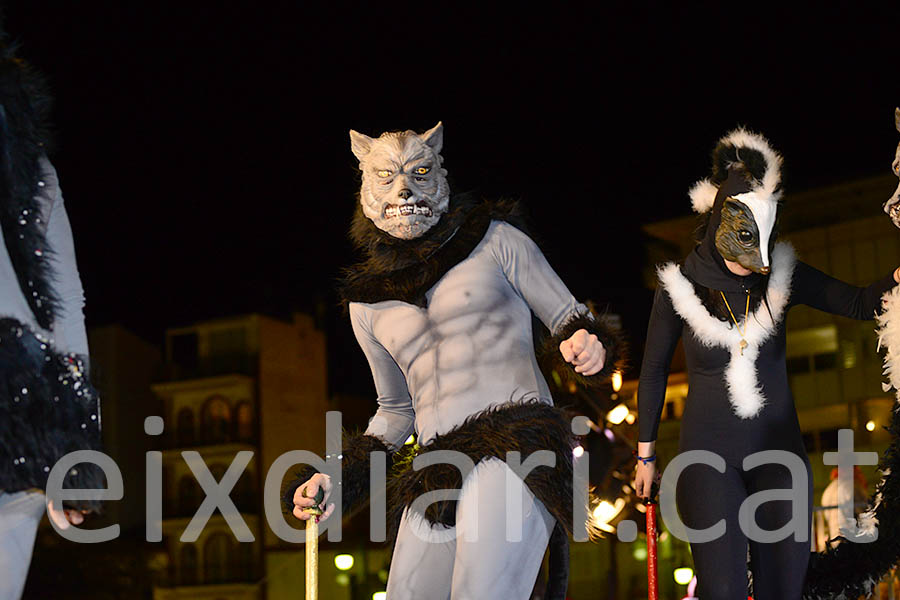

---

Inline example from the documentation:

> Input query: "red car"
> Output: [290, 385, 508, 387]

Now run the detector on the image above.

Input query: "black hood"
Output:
[683, 167, 762, 293]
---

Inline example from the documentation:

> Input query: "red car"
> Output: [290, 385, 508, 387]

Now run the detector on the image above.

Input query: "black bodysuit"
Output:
[638, 241, 896, 600]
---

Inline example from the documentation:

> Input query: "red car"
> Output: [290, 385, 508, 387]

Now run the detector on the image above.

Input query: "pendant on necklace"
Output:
[739, 339, 748, 355]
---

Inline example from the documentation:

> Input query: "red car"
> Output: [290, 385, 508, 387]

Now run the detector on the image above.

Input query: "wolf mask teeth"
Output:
[349, 122, 450, 240]
[384, 201, 434, 219]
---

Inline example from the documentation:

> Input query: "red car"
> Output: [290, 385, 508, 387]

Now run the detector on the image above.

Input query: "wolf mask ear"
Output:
[421, 121, 443, 154]
[349, 129, 375, 162]
[895, 107, 900, 133]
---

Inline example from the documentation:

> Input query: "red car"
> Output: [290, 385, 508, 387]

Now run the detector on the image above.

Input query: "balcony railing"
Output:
[153, 562, 261, 587]
[160, 353, 258, 382]
[156, 429, 259, 451]
[163, 493, 259, 520]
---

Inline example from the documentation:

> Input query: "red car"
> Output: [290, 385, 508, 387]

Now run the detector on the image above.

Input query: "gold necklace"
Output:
[720, 291, 751, 355]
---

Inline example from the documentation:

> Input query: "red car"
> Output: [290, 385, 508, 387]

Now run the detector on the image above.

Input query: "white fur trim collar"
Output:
[658, 242, 796, 418]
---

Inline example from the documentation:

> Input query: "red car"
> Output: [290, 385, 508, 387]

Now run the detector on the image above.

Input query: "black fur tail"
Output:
[545, 523, 569, 600]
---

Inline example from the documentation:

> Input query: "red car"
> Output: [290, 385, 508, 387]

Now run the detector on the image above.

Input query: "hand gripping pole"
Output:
[304, 487, 325, 600]
[645, 486, 659, 600]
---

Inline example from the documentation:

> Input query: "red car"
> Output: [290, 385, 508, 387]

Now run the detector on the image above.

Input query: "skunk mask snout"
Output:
[689, 129, 783, 276]
[716, 193, 777, 274]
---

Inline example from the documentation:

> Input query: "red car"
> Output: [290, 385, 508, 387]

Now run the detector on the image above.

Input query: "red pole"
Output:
[646, 498, 659, 600]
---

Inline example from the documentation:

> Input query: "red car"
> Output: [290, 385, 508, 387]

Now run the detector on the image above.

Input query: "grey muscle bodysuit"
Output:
[349, 220, 587, 600]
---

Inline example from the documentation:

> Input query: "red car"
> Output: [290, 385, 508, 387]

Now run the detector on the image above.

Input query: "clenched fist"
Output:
[559, 328, 606, 376]
[291, 473, 335, 523]
[47, 498, 88, 529]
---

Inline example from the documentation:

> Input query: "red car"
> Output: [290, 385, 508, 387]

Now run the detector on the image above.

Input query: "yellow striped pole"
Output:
[304, 487, 325, 600]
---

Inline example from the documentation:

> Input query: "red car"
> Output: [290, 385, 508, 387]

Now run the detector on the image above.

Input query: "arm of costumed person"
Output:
[0, 158, 105, 514]
[487, 220, 626, 386]
[803, 110, 900, 598]
[43, 158, 105, 518]
[488, 217, 625, 600]
[790, 260, 899, 320]
[636, 284, 683, 450]
[799, 261, 900, 599]
[43, 158, 91, 364]
[282, 302, 414, 520]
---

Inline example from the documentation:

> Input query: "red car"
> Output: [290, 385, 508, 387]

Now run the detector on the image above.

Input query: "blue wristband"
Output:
[635, 453, 656, 465]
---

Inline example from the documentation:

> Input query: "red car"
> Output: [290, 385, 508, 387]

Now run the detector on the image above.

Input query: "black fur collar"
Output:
[338, 193, 529, 307]
[0, 43, 58, 329]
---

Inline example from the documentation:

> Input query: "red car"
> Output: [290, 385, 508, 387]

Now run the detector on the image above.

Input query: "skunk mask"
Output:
[687, 128, 784, 278]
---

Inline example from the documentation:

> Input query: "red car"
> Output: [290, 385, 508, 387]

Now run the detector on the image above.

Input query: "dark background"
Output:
[5, 3, 900, 390]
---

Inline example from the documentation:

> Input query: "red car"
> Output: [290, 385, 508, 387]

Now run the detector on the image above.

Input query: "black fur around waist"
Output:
[388, 400, 578, 534]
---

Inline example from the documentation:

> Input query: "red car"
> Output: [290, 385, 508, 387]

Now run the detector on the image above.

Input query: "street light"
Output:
[591, 498, 627, 533]
[674, 567, 694, 585]
[607, 403, 629, 425]
[633, 544, 648, 561]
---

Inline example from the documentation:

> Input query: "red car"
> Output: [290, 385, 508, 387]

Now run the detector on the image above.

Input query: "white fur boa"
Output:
[859, 285, 900, 537]
[658, 242, 796, 418]
[876, 285, 900, 401]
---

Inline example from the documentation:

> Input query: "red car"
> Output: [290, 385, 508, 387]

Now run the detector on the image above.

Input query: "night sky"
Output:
[5, 4, 900, 392]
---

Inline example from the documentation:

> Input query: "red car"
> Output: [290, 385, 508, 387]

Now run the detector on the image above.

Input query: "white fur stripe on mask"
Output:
[658, 242, 796, 418]
[734, 191, 778, 268]
[722, 128, 783, 199]
[688, 128, 784, 215]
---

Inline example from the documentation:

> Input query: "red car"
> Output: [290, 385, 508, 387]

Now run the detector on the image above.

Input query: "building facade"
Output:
[148, 313, 327, 600]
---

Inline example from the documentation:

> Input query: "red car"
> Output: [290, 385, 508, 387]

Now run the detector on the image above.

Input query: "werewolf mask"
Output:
[690, 129, 783, 275]
[349, 122, 450, 240]
[883, 107, 900, 228]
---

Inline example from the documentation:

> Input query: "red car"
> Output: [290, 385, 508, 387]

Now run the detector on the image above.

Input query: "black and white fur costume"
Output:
[0, 30, 101, 600]
[0, 36, 102, 510]
[284, 177, 623, 597]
